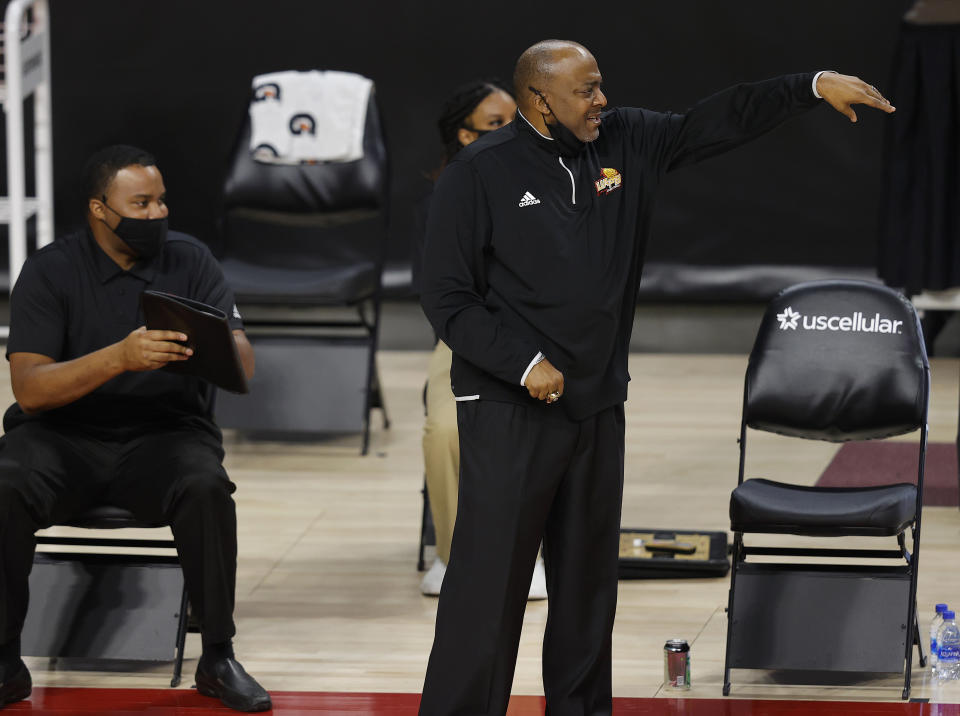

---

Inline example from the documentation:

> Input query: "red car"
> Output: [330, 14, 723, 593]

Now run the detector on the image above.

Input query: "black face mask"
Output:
[101, 199, 168, 260]
[529, 86, 586, 158]
[463, 124, 492, 138]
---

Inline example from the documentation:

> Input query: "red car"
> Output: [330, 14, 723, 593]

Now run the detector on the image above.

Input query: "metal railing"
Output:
[1, 0, 54, 310]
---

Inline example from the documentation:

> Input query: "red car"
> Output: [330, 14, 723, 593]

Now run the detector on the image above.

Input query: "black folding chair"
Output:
[723, 279, 929, 699]
[214, 74, 390, 454]
[28, 506, 189, 687]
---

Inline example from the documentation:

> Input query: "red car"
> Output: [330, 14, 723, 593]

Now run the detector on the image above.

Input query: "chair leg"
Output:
[171, 585, 190, 688]
[902, 531, 923, 700]
[902, 601, 915, 699]
[722, 533, 742, 696]
[361, 417, 371, 456]
[418, 479, 430, 571]
[361, 360, 388, 457]
[955, 363, 960, 511]
[916, 608, 927, 668]
[372, 367, 390, 429]
[360, 293, 389, 456]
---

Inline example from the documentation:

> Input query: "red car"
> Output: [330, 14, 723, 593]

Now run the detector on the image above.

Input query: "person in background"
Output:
[877, 0, 960, 353]
[415, 80, 548, 600]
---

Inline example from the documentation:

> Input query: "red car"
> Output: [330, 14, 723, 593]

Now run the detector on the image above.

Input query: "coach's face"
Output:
[88, 164, 169, 262]
[543, 49, 606, 142]
[90, 164, 169, 230]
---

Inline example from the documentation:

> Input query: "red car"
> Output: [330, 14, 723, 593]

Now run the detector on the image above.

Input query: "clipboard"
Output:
[140, 290, 249, 394]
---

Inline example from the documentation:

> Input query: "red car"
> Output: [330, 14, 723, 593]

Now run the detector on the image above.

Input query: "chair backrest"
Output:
[217, 78, 389, 293]
[744, 279, 928, 442]
[222, 84, 388, 214]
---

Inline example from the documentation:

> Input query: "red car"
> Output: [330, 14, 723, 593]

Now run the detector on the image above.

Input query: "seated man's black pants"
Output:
[0, 420, 238, 650]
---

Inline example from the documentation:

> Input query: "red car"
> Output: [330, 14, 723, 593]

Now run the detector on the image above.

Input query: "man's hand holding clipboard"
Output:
[140, 290, 249, 394]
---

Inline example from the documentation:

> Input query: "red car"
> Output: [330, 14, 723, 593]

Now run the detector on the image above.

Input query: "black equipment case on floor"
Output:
[618, 528, 730, 579]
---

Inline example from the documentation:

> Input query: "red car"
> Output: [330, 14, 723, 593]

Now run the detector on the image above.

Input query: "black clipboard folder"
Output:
[140, 290, 249, 394]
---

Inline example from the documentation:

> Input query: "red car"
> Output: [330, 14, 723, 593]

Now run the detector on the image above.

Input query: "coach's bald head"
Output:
[513, 40, 606, 142]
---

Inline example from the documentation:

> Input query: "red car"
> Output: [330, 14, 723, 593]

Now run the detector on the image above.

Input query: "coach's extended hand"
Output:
[817, 71, 895, 123]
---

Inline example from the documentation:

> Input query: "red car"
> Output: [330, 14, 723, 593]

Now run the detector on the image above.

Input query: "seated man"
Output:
[0, 145, 270, 713]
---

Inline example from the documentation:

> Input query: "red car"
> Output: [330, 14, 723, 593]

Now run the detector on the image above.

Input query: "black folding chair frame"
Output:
[723, 373, 930, 700]
[35, 521, 190, 687]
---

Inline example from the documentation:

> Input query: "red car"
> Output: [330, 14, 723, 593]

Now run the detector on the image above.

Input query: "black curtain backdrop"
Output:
[2, 0, 912, 298]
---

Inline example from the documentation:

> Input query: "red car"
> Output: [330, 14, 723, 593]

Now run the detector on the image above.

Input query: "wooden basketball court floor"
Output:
[10, 351, 960, 713]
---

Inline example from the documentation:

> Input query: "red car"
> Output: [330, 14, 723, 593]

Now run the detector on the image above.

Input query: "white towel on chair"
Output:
[248, 70, 373, 164]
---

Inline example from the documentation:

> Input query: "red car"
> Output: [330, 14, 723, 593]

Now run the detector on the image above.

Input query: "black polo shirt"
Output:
[4, 227, 243, 439]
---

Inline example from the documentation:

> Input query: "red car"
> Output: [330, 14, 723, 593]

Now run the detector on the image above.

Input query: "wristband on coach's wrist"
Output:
[812, 70, 837, 99]
[521, 351, 546, 387]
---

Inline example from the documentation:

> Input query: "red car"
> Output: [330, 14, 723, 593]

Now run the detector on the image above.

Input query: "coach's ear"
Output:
[89, 196, 107, 222]
[528, 86, 552, 119]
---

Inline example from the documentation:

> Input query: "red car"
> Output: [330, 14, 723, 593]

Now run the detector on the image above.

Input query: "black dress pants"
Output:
[419, 400, 625, 716]
[0, 420, 237, 648]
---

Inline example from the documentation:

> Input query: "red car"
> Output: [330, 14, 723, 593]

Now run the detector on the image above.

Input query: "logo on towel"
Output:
[289, 113, 316, 136]
[595, 167, 622, 195]
[253, 83, 281, 102]
[519, 191, 540, 207]
[776, 306, 903, 335]
[252, 143, 280, 161]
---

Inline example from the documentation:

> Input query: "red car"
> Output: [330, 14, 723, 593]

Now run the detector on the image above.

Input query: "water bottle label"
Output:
[939, 645, 960, 662]
[933, 638, 939, 653]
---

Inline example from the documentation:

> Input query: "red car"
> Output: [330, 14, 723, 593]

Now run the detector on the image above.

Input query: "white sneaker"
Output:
[420, 557, 446, 596]
[528, 557, 547, 600]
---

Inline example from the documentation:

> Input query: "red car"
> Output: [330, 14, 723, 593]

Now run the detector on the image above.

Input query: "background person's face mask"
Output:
[101, 199, 168, 260]
[463, 125, 492, 138]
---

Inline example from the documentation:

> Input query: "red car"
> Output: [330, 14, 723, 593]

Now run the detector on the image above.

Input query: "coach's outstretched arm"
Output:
[643, 71, 895, 174]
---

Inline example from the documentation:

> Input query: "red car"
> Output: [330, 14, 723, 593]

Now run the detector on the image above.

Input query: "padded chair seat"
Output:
[730, 478, 917, 536]
[65, 506, 163, 530]
[221, 257, 378, 305]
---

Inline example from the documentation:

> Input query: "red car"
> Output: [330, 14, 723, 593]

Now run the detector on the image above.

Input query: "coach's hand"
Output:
[816, 71, 895, 123]
[120, 326, 193, 371]
[525, 358, 564, 403]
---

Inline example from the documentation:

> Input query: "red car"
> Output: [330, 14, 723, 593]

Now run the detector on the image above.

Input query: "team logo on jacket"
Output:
[595, 168, 622, 195]
[289, 113, 316, 135]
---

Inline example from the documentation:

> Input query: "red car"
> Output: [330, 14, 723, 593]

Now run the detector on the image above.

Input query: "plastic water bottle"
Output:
[938, 611, 960, 681]
[932, 603, 949, 675]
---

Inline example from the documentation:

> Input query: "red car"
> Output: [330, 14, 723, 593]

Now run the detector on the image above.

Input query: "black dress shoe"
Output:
[0, 660, 31, 707]
[195, 657, 271, 712]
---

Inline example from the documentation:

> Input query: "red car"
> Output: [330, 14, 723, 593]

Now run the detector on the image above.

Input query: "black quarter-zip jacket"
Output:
[420, 73, 821, 421]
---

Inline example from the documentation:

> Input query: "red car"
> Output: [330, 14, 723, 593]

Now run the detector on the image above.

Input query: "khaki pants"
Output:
[423, 340, 459, 563]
